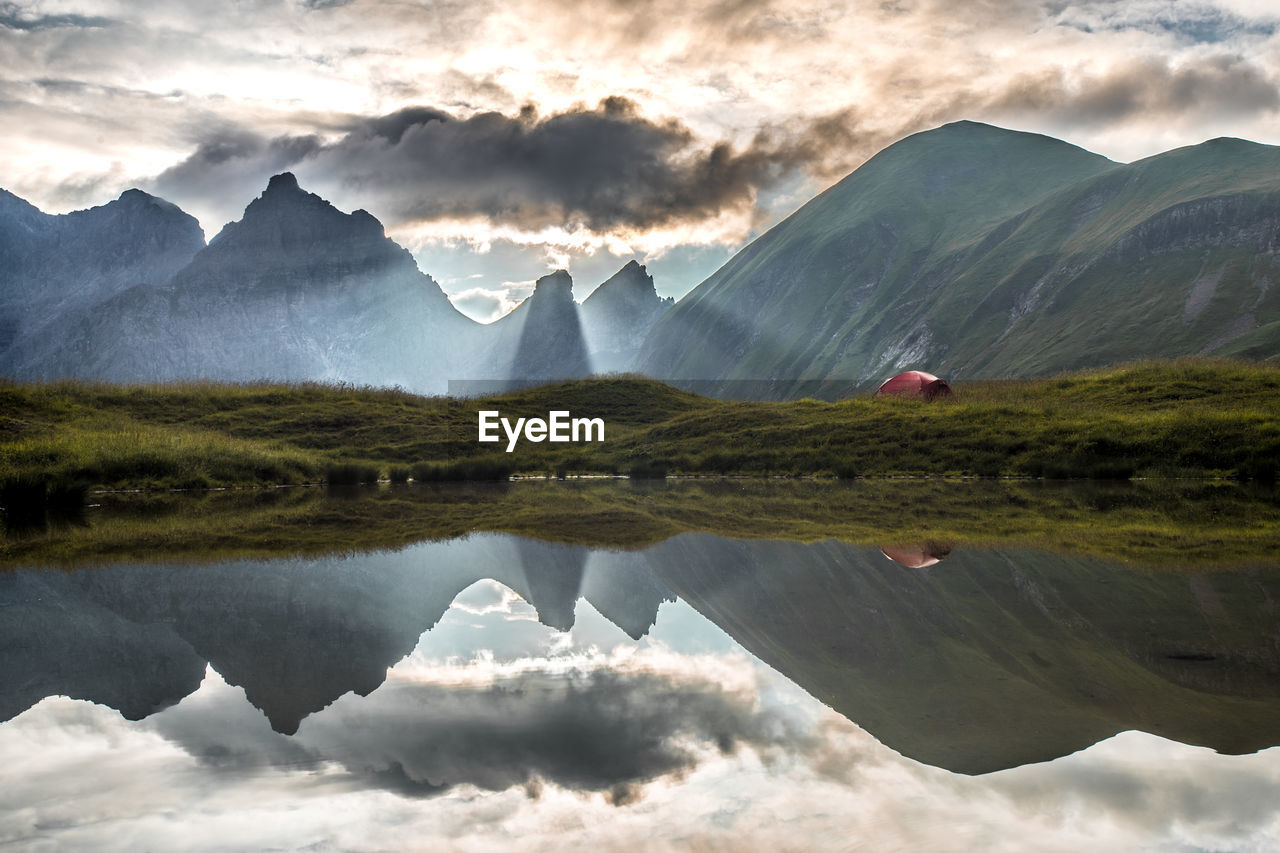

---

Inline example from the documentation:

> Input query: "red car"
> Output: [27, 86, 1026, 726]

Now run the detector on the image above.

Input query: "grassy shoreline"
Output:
[2, 359, 1278, 497]
[4, 479, 1278, 569]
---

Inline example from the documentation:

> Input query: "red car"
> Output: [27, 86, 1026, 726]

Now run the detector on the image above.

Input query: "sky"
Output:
[3, 0, 1280, 321]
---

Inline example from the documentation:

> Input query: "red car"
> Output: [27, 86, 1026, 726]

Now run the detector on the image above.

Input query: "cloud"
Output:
[987, 733, 1280, 845]
[307, 670, 786, 797]
[1049, 1, 1278, 43]
[149, 97, 841, 237]
[986, 53, 1280, 126]
[145, 660, 809, 803]
[449, 284, 534, 323]
[0, 3, 115, 31]
[7, 688, 1280, 852]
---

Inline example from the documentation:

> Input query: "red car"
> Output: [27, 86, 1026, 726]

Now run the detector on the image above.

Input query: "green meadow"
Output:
[2, 359, 1277, 496]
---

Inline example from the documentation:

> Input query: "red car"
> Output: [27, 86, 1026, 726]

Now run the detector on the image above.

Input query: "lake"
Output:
[2, 481, 1279, 850]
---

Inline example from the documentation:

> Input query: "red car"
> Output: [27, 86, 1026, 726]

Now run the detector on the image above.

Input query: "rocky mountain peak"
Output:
[116, 187, 160, 206]
[97, 190, 205, 247]
[0, 188, 49, 223]
[578, 260, 675, 373]
[530, 269, 575, 301]
[265, 171, 301, 194]
[206, 173, 389, 259]
[113, 188, 192, 219]
[584, 260, 666, 306]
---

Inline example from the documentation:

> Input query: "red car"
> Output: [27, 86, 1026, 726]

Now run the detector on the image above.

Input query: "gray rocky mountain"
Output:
[6, 173, 477, 391]
[473, 269, 592, 385]
[579, 260, 673, 373]
[461, 262, 674, 391]
[1, 178, 668, 390]
[0, 188, 205, 375]
[0, 536, 672, 733]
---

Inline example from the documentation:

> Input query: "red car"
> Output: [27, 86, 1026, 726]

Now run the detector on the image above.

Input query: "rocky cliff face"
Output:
[466, 261, 674, 390]
[469, 269, 592, 387]
[6, 174, 477, 392]
[579, 260, 673, 374]
[153, 172, 476, 391]
[0, 188, 205, 374]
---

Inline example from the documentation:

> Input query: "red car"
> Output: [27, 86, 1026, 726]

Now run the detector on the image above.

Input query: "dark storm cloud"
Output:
[314, 96, 807, 231]
[355, 105, 451, 144]
[150, 667, 811, 802]
[988, 53, 1280, 124]
[154, 97, 863, 233]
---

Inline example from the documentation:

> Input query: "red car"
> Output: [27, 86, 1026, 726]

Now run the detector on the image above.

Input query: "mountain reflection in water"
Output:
[2, 529, 1279, 850]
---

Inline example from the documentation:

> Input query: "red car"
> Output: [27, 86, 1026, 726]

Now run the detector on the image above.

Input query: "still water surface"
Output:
[2, 491, 1279, 851]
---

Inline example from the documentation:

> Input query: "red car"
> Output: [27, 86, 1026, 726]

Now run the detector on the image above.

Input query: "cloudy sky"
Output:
[3, 0, 1280, 320]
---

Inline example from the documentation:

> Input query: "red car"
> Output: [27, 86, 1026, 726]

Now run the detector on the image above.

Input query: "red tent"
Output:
[879, 543, 953, 568]
[876, 370, 952, 400]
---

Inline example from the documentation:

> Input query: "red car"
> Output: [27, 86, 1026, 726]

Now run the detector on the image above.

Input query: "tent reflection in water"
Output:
[875, 370, 952, 401]
[879, 543, 954, 568]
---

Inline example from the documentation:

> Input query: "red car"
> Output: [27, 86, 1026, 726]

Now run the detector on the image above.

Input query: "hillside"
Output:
[2, 362, 1277, 500]
[656, 536, 1280, 774]
[637, 122, 1280, 393]
[470, 269, 592, 384]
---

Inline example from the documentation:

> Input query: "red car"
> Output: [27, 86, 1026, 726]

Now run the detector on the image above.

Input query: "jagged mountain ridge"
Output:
[2, 174, 478, 388]
[580, 260, 674, 373]
[464, 262, 673, 386]
[638, 121, 1280, 394]
[0, 175, 667, 391]
[0, 535, 674, 733]
[473, 269, 592, 382]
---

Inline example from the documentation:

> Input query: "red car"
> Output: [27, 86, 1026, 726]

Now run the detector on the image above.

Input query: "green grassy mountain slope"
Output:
[934, 137, 1280, 377]
[638, 122, 1280, 393]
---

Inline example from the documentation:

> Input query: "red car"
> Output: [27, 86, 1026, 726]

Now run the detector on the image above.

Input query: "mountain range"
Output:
[2, 120, 1277, 394]
[641, 121, 1280, 393]
[4, 533, 1278, 774]
[0, 175, 672, 393]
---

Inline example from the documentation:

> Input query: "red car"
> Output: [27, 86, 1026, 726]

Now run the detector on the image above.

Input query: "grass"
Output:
[0, 360, 1277, 497]
[324, 462, 381, 485]
[2, 478, 1277, 570]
